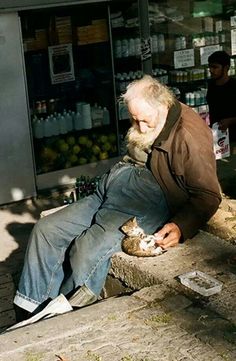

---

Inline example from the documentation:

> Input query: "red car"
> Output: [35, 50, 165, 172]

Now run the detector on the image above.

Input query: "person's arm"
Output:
[155, 123, 221, 248]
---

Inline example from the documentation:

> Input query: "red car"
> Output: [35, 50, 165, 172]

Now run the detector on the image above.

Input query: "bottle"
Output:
[32, 117, 44, 139]
[135, 37, 141, 56]
[81, 103, 92, 129]
[92, 104, 103, 127]
[189, 93, 195, 106]
[129, 38, 135, 56]
[65, 111, 73, 132]
[35, 101, 42, 115]
[151, 34, 158, 53]
[121, 38, 129, 58]
[58, 114, 67, 134]
[158, 34, 165, 52]
[41, 100, 47, 114]
[115, 39, 122, 58]
[50, 115, 59, 136]
[74, 111, 83, 131]
[103, 107, 110, 125]
[43, 117, 52, 137]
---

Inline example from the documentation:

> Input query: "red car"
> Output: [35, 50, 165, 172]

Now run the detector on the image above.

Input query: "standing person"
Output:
[207, 50, 236, 142]
[13, 75, 221, 324]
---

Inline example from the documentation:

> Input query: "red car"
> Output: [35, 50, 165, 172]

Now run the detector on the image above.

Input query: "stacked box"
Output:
[77, 19, 108, 45]
[55, 16, 72, 44]
[23, 29, 48, 51]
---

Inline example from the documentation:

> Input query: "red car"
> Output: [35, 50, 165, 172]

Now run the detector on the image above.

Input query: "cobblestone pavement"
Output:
[0, 285, 235, 361]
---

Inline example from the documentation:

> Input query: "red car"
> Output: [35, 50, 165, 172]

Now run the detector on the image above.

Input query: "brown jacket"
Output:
[149, 101, 221, 241]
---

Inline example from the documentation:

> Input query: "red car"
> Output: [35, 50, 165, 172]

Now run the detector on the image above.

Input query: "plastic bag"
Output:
[212, 122, 230, 160]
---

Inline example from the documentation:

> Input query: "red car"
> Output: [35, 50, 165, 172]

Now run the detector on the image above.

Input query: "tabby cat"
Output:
[121, 217, 165, 257]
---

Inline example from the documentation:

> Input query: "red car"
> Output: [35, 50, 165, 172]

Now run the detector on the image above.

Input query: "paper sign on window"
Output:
[48, 43, 75, 84]
[200, 44, 221, 65]
[174, 49, 194, 69]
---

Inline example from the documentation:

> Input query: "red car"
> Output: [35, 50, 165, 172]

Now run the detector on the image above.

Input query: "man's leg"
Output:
[62, 165, 171, 307]
[61, 208, 132, 307]
[14, 193, 102, 312]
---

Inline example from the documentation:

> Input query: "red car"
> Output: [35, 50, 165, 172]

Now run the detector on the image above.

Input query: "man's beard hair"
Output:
[125, 125, 159, 151]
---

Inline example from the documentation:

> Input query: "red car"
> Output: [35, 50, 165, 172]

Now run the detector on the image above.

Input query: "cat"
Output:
[120, 217, 165, 257]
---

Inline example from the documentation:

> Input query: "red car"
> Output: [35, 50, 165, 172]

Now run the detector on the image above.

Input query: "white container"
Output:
[58, 114, 67, 134]
[115, 39, 122, 58]
[65, 111, 73, 132]
[178, 270, 223, 296]
[129, 38, 135, 56]
[74, 111, 83, 131]
[33, 117, 44, 139]
[82, 103, 92, 129]
[103, 107, 110, 125]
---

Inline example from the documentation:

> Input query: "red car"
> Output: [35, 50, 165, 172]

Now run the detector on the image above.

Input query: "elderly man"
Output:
[14, 75, 221, 323]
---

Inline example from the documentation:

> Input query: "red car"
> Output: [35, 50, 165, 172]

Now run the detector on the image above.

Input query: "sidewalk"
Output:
[0, 153, 236, 360]
[0, 230, 236, 361]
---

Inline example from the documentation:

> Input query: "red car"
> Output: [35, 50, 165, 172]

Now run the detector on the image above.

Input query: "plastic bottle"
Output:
[58, 114, 67, 134]
[103, 107, 110, 125]
[135, 37, 141, 56]
[44, 117, 52, 137]
[74, 111, 83, 131]
[65, 111, 73, 132]
[151, 34, 158, 53]
[158, 34, 165, 52]
[121, 38, 129, 58]
[50, 115, 60, 136]
[92, 104, 103, 127]
[129, 38, 135, 56]
[33, 117, 44, 139]
[115, 39, 122, 58]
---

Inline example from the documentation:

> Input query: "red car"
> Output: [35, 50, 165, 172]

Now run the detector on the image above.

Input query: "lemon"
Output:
[102, 142, 111, 152]
[99, 151, 109, 160]
[78, 135, 89, 145]
[92, 144, 101, 155]
[59, 143, 69, 153]
[73, 145, 81, 154]
[66, 136, 76, 146]
[98, 135, 108, 144]
[89, 155, 97, 163]
[85, 139, 93, 148]
[69, 154, 78, 164]
[108, 133, 116, 143]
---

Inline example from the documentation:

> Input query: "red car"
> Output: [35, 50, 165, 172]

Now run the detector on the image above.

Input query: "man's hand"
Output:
[154, 223, 181, 249]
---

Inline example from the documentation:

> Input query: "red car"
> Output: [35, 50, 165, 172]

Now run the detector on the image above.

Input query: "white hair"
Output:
[120, 75, 175, 109]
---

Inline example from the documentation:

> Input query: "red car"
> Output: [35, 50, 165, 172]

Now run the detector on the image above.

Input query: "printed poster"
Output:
[48, 43, 75, 84]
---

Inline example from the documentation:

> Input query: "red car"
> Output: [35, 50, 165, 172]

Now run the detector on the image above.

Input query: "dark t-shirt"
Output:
[206, 77, 236, 141]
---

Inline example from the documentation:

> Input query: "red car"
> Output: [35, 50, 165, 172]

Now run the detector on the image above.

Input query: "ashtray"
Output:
[178, 270, 223, 297]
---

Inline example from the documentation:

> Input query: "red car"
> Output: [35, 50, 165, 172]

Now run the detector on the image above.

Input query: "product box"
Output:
[77, 19, 108, 45]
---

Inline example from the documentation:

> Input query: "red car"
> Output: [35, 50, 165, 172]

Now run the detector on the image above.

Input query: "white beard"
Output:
[125, 125, 160, 151]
